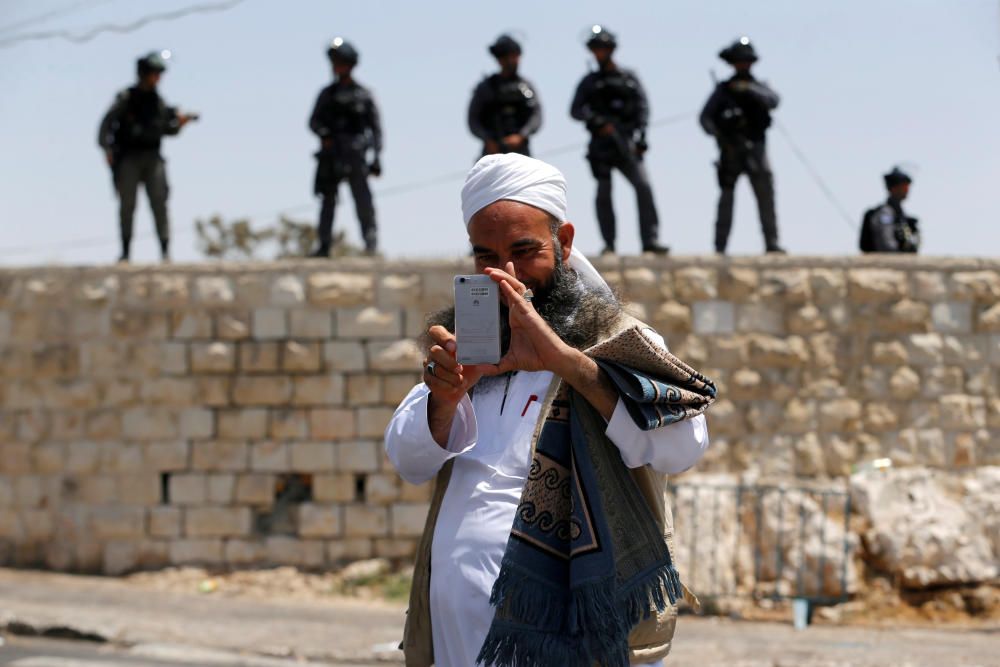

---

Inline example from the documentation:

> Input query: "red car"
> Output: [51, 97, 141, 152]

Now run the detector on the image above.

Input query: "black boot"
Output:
[160, 238, 170, 263]
[642, 242, 670, 255]
[310, 244, 331, 258]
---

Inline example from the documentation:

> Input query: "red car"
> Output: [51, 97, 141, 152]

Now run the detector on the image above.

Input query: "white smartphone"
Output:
[454, 274, 501, 365]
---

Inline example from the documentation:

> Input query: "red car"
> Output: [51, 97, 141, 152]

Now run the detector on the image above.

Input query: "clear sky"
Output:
[1, 0, 998, 265]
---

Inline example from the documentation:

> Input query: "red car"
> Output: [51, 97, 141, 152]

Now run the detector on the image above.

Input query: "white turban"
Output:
[460, 153, 609, 292]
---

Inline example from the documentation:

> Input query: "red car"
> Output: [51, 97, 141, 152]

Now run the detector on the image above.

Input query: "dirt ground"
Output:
[123, 563, 1000, 630]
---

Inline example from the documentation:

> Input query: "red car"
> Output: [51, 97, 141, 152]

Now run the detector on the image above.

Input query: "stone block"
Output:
[252, 308, 287, 339]
[194, 276, 235, 306]
[250, 441, 290, 472]
[692, 301, 734, 334]
[215, 311, 251, 340]
[912, 271, 948, 301]
[951, 271, 1000, 301]
[191, 440, 249, 471]
[365, 474, 399, 504]
[179, 408, 215, 439]
[877, 300, 930, 334]
[309, 408, 356, 440]
[289, 310, 333, 339]
[235, 474, 275, 504]
[270, 537, 326, 568]
[91, 507, 146, 539]
[171, 312, 213, 339]
[368, 340, 423, 372]
[292, 375, 345, 406]
[314, 474, 355, 502]
[298, 503, 342, 537]
[374, 538, 418, 559]
[307, 272, 373, 306]
[225, 539, 267, 565]
[818, 399, 863, 432]
[906, 334, 944, 366]
[344, 505, 389, 538]
[735, 303, 784, 334]
[119, 473, 161, 505]
[347, 375, 382, 405]
[111, 310, 168, 340]
[399, 479, 433, 502]
[327, 538, 374, 563]
[122, 408, 178, 440]
[871, 341, 908, 365]
[358, 407, 394, 438]
[932, 302, 973, 333]
[760, 269, 811, 303]
[337, 306, 403, 339]
[622, 267, 663, 301]
[169, 539, 223, 565]
[377, 274, 422, 307]
[149, 507, 182, 537]
[847, 269, 908, 303]
[674, 267, 717, 301]
[32, 443, 65, 473]
[232, 376, 293, 405]
[651, 302, 691, 334]
[217, 409, 268, 439]
[338, 441, 379, 472]
[290, 442, 336, 472]
[239, 341, 281, 373]
[185, 506, 252, 538]
[391, 503, 430, 538]
[282, 341, 322, 372]
[271, 274, 305, 306]
[747, 335, 809, 368]
[169, 474, 208, 505]
[979, 303, 1000, 333]
[269, 408, 309, 439]
[207, 474, 236, 503]
[159, 342, 189, 375]
[190, 342, 236, 373]
[940, 395, 986, 430]
[384, 374, 420, 404]
[324, 341, 367, 371]
[77, 476, 118, 505]
[198, 378, 232, 407]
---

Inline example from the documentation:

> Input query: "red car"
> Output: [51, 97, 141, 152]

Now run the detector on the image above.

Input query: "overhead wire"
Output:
[0, 0, 115, 37]
[0, 0, 247, 48]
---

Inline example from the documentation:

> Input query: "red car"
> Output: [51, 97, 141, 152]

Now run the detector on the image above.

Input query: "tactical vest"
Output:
[319, 83, 371, 136]
[590, 70, 642, 128]
[113, 86, 173, 153]
[713, 78, 771, 141]
[481, 75, 536, 137]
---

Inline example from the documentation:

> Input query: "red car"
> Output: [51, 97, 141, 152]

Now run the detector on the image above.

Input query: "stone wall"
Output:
[0, 256, 998, 574]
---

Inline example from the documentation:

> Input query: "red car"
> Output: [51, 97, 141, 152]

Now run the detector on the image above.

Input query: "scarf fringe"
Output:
[478, 560, 684, 667]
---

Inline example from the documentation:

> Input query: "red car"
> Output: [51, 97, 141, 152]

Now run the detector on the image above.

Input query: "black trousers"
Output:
[116, 151, 169, 255]
[587, 136, 659, 249]
[315, 149, 377, 252]
[714, 140, 780, 252]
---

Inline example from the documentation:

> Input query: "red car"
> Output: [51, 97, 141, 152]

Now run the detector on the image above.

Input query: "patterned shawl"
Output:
[477, 326, 716, 666]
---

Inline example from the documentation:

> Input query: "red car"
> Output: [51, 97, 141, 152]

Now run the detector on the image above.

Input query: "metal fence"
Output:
[667, 483, 854, 605]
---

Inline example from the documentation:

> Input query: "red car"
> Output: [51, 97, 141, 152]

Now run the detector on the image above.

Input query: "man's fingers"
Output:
[498, 279, 534, 313]
[429, 345, 462, 373]
[483, 266, 526, 296]
[427, 325, 457, 352]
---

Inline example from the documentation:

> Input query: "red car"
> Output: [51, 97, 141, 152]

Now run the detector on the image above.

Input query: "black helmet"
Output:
[884, 166, 912, 189]
[327, 37, 359, 66]
[719, 36, 758, 64]
[585, 24, 617, 49]
[489, 34, 521, 58]
[137, 50, 169, 76]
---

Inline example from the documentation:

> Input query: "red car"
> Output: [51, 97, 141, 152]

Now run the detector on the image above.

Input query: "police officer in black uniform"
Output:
[309, 38, 383, 257]
[570, 25, 667, 255]
[859, 167, 920, 253]
[468, 34, 542, 156]
[700, 37, 785, 254]
[98, 51, 195, 262]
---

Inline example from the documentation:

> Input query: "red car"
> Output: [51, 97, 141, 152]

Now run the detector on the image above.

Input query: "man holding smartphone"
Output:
[385, 154, 714, 667]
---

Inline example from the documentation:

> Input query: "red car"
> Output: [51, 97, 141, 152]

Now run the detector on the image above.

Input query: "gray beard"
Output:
[424, 263, 623, 357]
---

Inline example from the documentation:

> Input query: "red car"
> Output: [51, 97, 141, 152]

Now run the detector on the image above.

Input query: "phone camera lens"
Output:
[459, 277, 466, 283]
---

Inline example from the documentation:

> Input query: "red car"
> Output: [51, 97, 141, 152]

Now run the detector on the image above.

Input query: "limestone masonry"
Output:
[0, 255, 998, 575]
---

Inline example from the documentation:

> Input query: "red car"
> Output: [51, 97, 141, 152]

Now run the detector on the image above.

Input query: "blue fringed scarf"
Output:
[477, 337, 716, 667]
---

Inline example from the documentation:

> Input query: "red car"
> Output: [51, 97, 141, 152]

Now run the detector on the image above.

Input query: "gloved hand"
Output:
[369, 157, 382, 177]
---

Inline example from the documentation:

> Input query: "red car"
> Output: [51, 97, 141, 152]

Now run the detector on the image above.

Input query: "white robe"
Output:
[385, 331, 710, 667]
